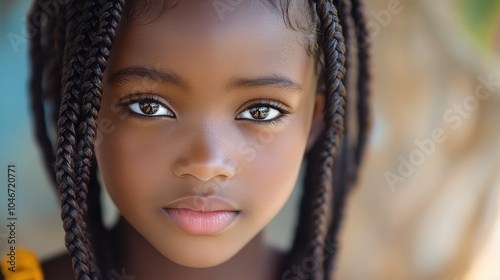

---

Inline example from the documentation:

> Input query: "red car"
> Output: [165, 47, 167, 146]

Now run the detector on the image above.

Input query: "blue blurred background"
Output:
[0, 0, 64, 259]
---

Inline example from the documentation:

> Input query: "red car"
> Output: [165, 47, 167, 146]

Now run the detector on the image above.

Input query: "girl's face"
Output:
[96, 1, 323, 268]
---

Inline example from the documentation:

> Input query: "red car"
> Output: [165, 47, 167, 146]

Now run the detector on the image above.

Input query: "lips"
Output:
[163, 196, 240, 235]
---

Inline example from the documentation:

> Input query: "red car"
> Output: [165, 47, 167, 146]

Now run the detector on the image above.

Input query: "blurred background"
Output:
[0, 0, 499, 279]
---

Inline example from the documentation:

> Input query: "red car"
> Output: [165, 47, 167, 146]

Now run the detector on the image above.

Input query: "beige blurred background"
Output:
[1, 0, 499, 279]
[335, 0, 500, 279]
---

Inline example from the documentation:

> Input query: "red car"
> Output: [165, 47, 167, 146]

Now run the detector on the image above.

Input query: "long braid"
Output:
[322, 2, 372, 277]
[280, 1, 346, 279]
[338, 0, 353, 80]
[75, 0, 124, 277]
[28, 2, 109, 278]
[322, 0, 360, 277]
[351, 0, 371, 166]
[51, 1, 66, 128]
[34, 3, 66, 190]
[324, 9, 371, 271]
[29, 2, 113, 277]
[73, 1, 108, 277]
[323, 133, 358, 279]
[87, 164, 117, 279]
[283, 122, 323, 270]
[31, 0, 124, 278]
[28, 1, 57, 187]
[283, 1, 347, 279]
[30, 1, 105, 278]
[277, 1, 320, 274]
[56, 0, 100, 278]
[310, 2, 346, 279]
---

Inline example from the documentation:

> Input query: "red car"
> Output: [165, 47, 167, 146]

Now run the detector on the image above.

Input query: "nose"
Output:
[172, 125, 237, 182]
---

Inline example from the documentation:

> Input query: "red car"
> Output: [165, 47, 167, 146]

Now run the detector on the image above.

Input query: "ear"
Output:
[306, 89, 325, 152]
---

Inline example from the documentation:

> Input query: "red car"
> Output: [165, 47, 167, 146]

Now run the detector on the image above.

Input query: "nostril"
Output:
[172, 158, 236, 182]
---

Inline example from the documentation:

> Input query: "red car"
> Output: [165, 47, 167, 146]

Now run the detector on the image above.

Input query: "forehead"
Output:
[107, 1, 316, 86]
[122, 1, 305, 49]
[118, 0, 311, 52]
[125, 0, 313, 29]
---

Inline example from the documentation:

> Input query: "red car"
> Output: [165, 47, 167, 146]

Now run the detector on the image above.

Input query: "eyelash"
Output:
[237, 100, 290, 126]
[119, 93, 173, 121]
[118, 94, 291, 126]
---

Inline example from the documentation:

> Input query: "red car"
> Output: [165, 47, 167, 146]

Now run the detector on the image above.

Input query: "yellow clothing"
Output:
[1, 249, 44, 280]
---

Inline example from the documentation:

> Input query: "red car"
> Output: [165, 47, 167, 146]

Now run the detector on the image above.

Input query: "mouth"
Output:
[163, 208, 239, 235]
[163, 196, 240, 235]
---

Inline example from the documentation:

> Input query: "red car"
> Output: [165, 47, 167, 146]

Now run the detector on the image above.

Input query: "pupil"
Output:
[139, 101, 160, 114]
[250, 107, 269, 119]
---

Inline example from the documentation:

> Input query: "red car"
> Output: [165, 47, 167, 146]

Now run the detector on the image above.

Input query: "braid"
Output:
[351, 0, 371, 165]
[54, 0, 125, 278]
[283, 125, 323, 270]
[29, 1, 105, 278]
[86, 164, 117, 279]
[321, 0, 357, 278]
[74, 1, 107, 277]
[28, 1, 57, 187]
[51, 1, 66, 127]
[75, 0, 124, 277]
[282, 0, 346, 280]
[56, 0, 102, 278]
[310, 2, 346, 279]
[338, 0, 353, 81]
[281, 1, 347, 279]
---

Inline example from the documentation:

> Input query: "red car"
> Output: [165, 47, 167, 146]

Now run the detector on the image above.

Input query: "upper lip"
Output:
[164, 196, 239, 212]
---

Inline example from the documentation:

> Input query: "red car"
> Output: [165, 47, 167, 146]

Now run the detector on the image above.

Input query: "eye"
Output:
[239, 106, 281, 121]
[126, 98, 175, 118]
[236, 100, 290, 123]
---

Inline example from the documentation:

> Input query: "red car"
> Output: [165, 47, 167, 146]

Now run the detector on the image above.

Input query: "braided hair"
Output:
[28, 0, 370, 279]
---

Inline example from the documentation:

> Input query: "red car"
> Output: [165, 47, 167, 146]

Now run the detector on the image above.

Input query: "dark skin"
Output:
[42, 1, 325, 279]
[41, 220, 281, 280]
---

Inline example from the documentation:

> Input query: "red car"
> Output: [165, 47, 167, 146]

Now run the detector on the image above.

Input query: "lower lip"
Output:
[163, 208, 239, 235]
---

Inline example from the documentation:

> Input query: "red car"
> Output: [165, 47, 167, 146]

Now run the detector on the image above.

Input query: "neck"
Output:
[110, 217, 282, 280]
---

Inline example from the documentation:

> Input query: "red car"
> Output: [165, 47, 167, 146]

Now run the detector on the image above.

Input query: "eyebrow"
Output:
[107, 66, 302, 94]
[107, 66, 188, 88]
[226, 75, 303, 94]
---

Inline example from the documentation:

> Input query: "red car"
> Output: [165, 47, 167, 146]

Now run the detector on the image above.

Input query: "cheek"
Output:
[94, 117, 173, 216]
[238, 112, 312, 226]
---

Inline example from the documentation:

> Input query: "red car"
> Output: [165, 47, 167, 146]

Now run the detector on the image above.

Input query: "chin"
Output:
[170, 256, 231, 268]
[152, 234, 246, 268]
[162, 247, 237, 268]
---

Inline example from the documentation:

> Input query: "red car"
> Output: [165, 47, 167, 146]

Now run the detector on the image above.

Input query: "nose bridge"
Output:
[191, 120, 229, 160]
[173, 119, 237, 181]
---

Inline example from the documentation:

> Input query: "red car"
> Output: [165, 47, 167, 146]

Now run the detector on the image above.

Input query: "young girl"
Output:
[3, 0, 370, 279]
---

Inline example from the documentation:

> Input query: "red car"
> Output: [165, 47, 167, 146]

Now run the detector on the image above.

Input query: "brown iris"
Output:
[249, 107, 270, 119]
[139, 101, 160, 115]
